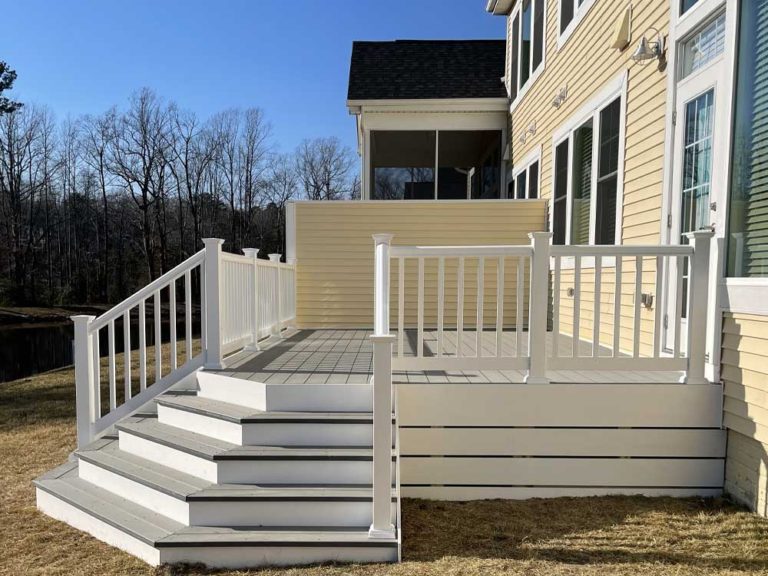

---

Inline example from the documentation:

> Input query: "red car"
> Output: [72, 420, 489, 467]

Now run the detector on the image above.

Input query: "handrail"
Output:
[91, 250, 205, 331]
[391, 245, 533, 258]
[550, 244, 694, 257]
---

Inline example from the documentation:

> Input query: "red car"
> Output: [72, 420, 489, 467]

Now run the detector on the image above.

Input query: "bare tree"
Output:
[295, 137, 356, 201]
[266, 154, 297, 255]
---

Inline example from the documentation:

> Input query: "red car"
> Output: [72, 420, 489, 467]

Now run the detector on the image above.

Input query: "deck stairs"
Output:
[35, 370, 400, 568]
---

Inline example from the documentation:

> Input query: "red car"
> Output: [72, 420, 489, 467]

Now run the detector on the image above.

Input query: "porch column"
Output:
[525, 232, 552, 384]
[683, 230, 714, 385]
[370, 233, 396, 539]
[203, 238, 225, 369]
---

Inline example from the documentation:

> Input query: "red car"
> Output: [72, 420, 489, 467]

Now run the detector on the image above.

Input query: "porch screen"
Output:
[726, 0, 768, 277]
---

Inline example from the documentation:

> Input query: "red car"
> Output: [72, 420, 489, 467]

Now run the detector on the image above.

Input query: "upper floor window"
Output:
[681, 0, 700, 15]
[558, 0, 597, 46]
[509, 0, 545, 104]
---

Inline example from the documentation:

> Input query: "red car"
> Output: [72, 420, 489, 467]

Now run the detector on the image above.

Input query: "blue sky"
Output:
[3, 0, 504, 152]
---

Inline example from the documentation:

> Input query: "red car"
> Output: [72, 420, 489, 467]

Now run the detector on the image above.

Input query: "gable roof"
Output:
[347, 40, 507, 102]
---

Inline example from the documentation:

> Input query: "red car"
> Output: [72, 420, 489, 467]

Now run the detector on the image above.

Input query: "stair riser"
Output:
[36, 489, 162, 566]
[119, 430, 388, 485]
[190, 501, 396, 527]
[159, 545, 398, 568]
[78, 459, 190, 524]
[157, 404, 377, 446]
[79, 457, 397, 526]
[197, 373, 372, 412]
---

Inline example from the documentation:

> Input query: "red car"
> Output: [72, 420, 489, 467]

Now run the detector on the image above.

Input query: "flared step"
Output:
[156, 394, 376, 446]
[77, 438, 396, 526]
[35, 463, 397, 568]
[116, 418, 389, 484]
[196, 371, 372, 412]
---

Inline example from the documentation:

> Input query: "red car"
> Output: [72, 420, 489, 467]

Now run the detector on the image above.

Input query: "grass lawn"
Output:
[3, 363, 768, 576]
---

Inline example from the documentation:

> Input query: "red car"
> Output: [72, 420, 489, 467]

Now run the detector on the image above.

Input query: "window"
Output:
[726, 0, 768, 277]
[595, 98, 621, 244]
[681, 0, 700, 15]
[551, 93, 623, 245]
[553, 140, 569, 245]
[370, 130, 502, 200]
[512, 156, 539, 199]
[509, 0, 545, 103]
[681, 13, 726, 78]
[559, 0, 594, 45]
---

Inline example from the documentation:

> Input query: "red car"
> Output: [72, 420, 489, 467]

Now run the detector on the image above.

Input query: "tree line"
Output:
[0, 65, 359, 306]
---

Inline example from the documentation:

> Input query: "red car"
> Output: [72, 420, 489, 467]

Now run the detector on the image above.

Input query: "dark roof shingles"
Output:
[347, 40, 507, 101]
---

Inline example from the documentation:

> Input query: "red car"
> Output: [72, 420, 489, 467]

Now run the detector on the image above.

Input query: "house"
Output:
[32, 0, 767, 569]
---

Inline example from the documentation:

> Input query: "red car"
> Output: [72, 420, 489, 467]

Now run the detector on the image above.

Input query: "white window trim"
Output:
[508, 0, 547, 111]
[550, 72, 627, 255]
[557, 0, 598, 50]
[512, 145, 541, 199]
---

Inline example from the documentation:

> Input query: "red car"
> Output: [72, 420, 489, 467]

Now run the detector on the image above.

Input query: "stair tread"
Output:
[117, 418, 377, 460]
[158, 526, 397, 547]
[35, 469, 183, 545]
[79, 439, 394, 501]
[157, 394, 375, 423]
[36, 468, 397, 548]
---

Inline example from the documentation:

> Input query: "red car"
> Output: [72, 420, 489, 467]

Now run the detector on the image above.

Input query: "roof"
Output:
[347, 40, 507, 102]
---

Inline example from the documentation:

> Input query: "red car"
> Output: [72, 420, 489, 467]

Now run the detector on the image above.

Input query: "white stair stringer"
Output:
[34, 371, 400, 569]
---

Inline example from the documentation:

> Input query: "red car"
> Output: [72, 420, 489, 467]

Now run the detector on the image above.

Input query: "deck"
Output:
[217, 329, 683, 384]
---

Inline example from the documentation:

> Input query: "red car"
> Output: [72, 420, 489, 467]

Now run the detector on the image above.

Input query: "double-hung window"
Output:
[509, 0, 545, 104]
[551, 89, 624, 245]
[511, 150, 540, 200]
[559, 0, 597, 46]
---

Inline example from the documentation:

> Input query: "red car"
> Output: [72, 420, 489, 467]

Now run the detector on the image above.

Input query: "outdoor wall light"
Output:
[631, 28, 665, 63]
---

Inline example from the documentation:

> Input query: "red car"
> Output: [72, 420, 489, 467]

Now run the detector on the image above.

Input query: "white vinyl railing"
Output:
[72, 238, 296, 448]
[220, 251, 297, 355]
[369, 230, 713, 536]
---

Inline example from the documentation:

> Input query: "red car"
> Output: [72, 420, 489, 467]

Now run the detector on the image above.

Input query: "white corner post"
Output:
[525, 232, 552, 384]
[269, 254, 283, 336]
[243, 248, 261, 351]
[683, 230, 714, 385]
[203, 238, 225, 370]
[370, 233, 396, 539]
[72, 315, 96, 448]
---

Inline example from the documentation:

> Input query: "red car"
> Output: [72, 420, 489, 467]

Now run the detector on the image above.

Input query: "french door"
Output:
[665, 23, 726, 354]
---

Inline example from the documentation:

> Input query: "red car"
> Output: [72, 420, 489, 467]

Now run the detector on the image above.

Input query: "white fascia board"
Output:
[347, 98, 509, 113]
[486, 0, 515, 15]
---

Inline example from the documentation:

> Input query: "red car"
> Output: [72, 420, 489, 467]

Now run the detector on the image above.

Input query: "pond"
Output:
[0, 312, 202, 383]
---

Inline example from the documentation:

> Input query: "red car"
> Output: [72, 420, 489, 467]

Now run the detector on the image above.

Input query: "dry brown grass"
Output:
[3, 363, 768, 576]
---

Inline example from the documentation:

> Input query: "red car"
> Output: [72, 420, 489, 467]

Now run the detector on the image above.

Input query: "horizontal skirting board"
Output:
[400, 457, 724, 488]
[396, 383, 723, 428]
[399, 428, 726, 458]
[401, 486, 724, 501]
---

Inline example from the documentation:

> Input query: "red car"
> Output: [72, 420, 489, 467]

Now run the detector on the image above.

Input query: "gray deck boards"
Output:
[213, 329, 683, 385]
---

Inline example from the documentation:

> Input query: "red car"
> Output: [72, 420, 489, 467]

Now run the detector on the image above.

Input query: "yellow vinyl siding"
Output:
[510, 0, 668, 245]
[721, 313, 768, 515]
[506, 0, 670, 356]
[294, 200, 547, 328]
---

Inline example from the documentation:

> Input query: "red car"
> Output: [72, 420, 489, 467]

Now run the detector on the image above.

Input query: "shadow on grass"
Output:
[401, 496, 768, 571]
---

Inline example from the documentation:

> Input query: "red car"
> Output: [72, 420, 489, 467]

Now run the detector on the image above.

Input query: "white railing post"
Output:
[269, 254, 283, 336]
[683, 230, 714, 384]
[287, 257, 297, 328]
[526, 232, 552, 384]
[370, 233, 396, 540]
[243, 248, 260, 351]
[203, 238, 225, 369]
[72, 315, 96, 448]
